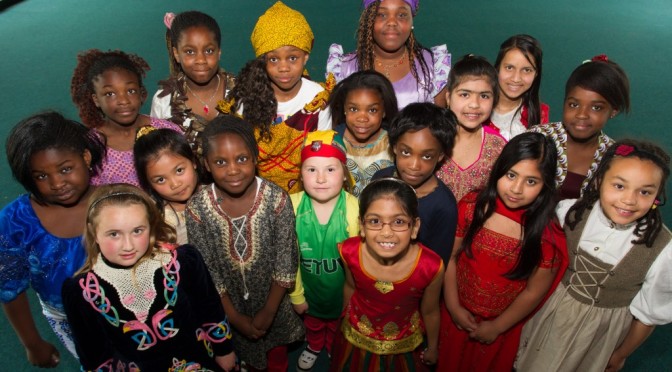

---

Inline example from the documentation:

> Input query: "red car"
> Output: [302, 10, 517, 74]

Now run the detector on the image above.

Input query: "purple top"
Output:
[91, 116, 182, 187]
[326, 44, 450, 110]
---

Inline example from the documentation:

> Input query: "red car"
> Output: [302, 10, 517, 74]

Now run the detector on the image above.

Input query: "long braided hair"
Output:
[356, 1, 432, 95]
[566, 139, 670, 247]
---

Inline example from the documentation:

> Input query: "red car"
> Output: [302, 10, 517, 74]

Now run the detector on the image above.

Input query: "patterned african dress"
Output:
[528, 121, 614, 200]
[330, 237, 443, 372]
[437, 192, 566, 372]
[186, 179, 304, 370]
[435, 126, 506, 203]
[326, 44, 451, 110]
[0, 194, 86, 357]
[62, 245, 233, 371]
[90, 115, 182, 187]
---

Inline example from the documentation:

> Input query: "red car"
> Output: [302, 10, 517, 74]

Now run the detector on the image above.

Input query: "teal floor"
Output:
[2, 0, 672, 370]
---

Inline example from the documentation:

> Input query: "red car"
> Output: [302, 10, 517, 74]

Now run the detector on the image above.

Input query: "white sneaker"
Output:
[297, 347, 320, 371]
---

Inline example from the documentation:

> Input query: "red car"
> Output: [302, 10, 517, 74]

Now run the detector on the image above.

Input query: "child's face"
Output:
[344, 88, 385, 144]
[360, 195, 420, 261]
[599, 157, 662, 225]
[393, 127, 444, 194]
[498, 49, 537, 102]
[30, 148, 92, 206]
[563, 86, 617, 143]
[172, 26, 221, 85]
[372, 0, 413, 53]
[496, 158, 544, 210]
[94, 203, 150, 266]
[204, 133, 257, 197]
[146, 151, 199, 206]
[301, 156, 345, 204]
[265, 46, 309, 99]
[92, 68, 146, 127]
[446, 77, 495, 131]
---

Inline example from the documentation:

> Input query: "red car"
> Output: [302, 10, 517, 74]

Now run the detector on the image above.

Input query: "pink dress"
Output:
[91, 116, 182, 187]
[435, 126, 506, 202]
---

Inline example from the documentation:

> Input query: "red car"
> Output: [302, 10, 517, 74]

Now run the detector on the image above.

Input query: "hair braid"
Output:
[357, 2, 379, 71]
[229, 57, 276, 142]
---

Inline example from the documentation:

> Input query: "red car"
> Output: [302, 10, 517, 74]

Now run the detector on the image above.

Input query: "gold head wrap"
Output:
[250, 1, 314, 57]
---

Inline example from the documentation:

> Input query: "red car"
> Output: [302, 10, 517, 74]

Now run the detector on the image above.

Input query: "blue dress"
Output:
[0, 194, 86, 355]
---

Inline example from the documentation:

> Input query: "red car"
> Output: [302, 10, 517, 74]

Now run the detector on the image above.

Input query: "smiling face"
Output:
[344, 88, 385, 145]
[496, 158, 544, 210]
[599, 157, 662, 225]
[145, 151, 199, 209]
[563, 86, 617, 143]
[301, 156, 345, 204]
[393, 128, 444, 194]
[94, 203, 150, 267]
[372, 0, 413, 54]
[30, 148, 92, 207]
[265, 46, 309, 100]
[446, 77, 495, 132]
[172, 26, 221, 85]
[498, 48, 537, 103]
[204, 133, 257, 198]
[91, 68, 146, 127]
[360, 195, 420, 261]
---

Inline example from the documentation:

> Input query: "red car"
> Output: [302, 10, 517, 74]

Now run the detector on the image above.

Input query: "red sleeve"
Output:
[540, 103, 550, 124]
[456, 192, 478, 238]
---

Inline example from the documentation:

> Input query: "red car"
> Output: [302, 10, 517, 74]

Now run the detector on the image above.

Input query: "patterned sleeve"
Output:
[271, 190, 299, 288]
[429, 44, 451, 97]
[149, 116, 183, 133]
[455, 193, 477, 238]
[0, 199, 30, 303]
[326, 43, 345, 82]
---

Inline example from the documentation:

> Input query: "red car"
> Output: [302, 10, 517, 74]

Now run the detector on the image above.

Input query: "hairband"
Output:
[164, 12, 176, 29]
[614, 144, 634, 156]
[582, 54, 609, 64]
[89, 192, 142, 212]
[371, 177, 417, 195]
[136, 125, 157, 141]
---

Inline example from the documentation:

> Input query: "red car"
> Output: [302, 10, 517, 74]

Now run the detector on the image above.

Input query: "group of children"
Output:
[1, 1, 670, 371]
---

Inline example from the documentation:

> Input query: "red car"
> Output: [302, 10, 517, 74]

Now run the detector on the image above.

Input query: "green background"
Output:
[1, 0, 671, 370]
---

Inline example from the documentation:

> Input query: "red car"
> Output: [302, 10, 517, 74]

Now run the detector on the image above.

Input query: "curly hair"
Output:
[166, 10, 221, 76]
[566, 139, 670, 247]
[70, 49, 150, 128]
[494, 34, 544, 127]
[227, 57, 276, 142]
[356, 1, 432, 96]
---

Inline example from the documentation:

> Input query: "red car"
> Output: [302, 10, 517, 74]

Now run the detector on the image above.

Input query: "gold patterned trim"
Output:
[341, 318, 423, 355]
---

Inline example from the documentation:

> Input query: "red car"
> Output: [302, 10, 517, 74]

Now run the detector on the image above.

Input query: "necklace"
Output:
[185, 74, 220, 115]
[375, 50, 407, 78]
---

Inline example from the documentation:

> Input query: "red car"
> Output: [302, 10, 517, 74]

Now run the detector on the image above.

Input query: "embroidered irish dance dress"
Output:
[330, 237, 443, 371]
[62, 245, 234, 371]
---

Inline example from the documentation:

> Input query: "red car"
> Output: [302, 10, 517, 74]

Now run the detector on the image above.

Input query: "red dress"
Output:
[330, 237, 443, 372]
[437, 192, 567, 372]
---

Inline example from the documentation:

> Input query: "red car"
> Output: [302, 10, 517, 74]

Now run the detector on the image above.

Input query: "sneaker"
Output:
[297, 347, 320, 371]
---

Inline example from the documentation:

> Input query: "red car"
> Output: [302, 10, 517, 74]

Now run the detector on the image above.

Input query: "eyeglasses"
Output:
[362, 218, 412, 232]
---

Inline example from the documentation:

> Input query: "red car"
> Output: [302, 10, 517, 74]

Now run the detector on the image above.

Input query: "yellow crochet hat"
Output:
[250, 1, 314, 57]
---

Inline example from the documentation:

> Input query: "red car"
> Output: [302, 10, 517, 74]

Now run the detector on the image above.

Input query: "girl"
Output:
[516, 140, 672, 372]
[288, 130, 359, 371]
[438, 132, 567, 371]
[330, 178, 444, 371]
[435, 54, 507, 202]
[152, 10, 236, 158]
[62, 184, 237, 371]
[71, 49, 182, 187]
[530, 54, 630, 200]
[492, 34, 549, 140]
[218, 1, 332, 194]
[134, 127, 203, 245]
[329, 70, 399, 196]
[0, 112, 105, 367]
[186, 115, 304, 371]
[327, 0, 451, 109]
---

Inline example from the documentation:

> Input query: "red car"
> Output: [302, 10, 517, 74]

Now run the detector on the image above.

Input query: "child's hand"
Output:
[420, 346, 438, 366]
[252, 306, 276, 333]
[215, 351, 238, 371]
[26, 339, 60, 368]
[292, 302, 309, 315]
[605, 351, 627, 372]
[231, 313, 265, 340]
[449, 305, 478, 332]
[468, 320, 501, 344]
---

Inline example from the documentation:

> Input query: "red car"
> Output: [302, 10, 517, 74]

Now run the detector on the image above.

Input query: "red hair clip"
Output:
[615, 144, 634, 156]
[592, 54, 609, 63]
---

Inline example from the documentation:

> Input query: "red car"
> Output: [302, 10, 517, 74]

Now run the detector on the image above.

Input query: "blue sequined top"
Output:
[0, 194, 86, 311]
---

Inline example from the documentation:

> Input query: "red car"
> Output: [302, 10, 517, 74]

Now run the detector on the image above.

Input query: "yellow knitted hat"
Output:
[251, 1, 314, 57]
